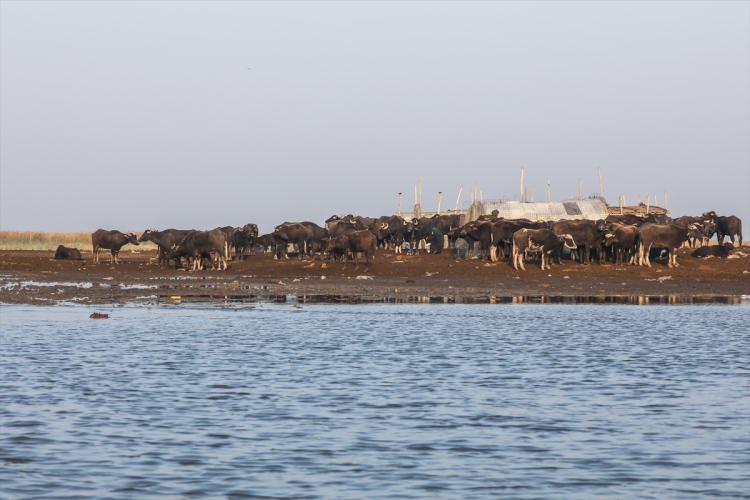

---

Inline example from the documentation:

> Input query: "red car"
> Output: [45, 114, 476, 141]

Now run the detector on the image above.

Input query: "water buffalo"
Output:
[604, 223, 638, 265]
[674, 216, 716, 247]
[54, 245, 83, 260]
[91, 229, 139, 264]
[551, 220, 607, 264]
[373, 215, 408, 252]
[716, 216, 742, 247]
[637, 223, 701, 268]
[170, 229, 228, 270]
[326, 230, 376, 267]
[692, 243, 734, 259]
[230, 224, 259, 260]
[273, 222, 314, 259]
[606, 214, 671, 226]
[140, 228, 194, 265]
[511, 228, 577, 271]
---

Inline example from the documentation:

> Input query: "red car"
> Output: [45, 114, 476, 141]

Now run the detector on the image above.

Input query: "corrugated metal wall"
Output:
[478, 198, 609, 221]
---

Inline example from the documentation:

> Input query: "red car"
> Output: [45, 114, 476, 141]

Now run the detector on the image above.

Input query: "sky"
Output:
[1, 0, 748, 234]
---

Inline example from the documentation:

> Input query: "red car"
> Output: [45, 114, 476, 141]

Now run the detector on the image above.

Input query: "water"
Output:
[1, 303, 748, 498]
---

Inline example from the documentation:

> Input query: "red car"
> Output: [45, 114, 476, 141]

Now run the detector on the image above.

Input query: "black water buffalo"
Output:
[327, 219, 363, 238]
[54, 245, 83, 260]
[170, 229, 228, 270]
[408, 217, 434, 252]
[511, 228, 577, 271]
[373, 215, 408, 252]
[551, 220, 607, 264]
[140, 228, 194, 264]
[273, 223, 313, 259]
[91, 229, 139, 264]
[606, 213, 671, 226]
[230, 224, 259, 260]
[692, 243, 734, 259]
[716, 216, 742, 247]
[326, 230, 376, 267]
[345, 230, 377, 267]
[256, 233, 279, 253]
[603, 223, 638, 265]
[674, 216, 716, 247]
[637, 223, 701, 268]
[325, 233, 351, 262]
[431, 214, 463, 235]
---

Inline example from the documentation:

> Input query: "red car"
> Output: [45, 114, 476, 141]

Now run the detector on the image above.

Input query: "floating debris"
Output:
[89, 312, 108, 319]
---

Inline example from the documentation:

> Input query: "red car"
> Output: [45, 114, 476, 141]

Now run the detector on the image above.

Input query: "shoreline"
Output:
[1, 249, 749, 306]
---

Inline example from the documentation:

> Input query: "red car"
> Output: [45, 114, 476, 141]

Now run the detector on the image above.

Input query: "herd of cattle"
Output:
[68, 210, 743, 271]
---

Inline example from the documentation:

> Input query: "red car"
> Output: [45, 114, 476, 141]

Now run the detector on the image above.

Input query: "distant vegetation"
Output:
[0, 232, 155, 251]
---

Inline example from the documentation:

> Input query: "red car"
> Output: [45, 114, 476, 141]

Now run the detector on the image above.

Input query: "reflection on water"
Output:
[1, 304, 748, 498]
[155, 291, 746, 305]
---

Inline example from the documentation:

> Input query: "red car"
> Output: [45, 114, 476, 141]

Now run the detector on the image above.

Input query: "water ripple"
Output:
[1, 303, 748, 498]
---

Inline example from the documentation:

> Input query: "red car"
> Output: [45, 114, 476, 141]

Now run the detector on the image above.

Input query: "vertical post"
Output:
[455, 186, 463, 210]
[546, 178, 551, 203]
[664, 191, 669, 212]
[619, 194, 624, 215]
[520, 166, 525, 202]
[397, 192, 402, 216]
[646, 194, 650, 214]
[437, 192, 443, 214]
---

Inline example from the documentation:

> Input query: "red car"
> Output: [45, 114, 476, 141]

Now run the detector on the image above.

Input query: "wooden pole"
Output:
[619, 194, 624, 215]
[646, 194, 650, 214]
[397, 192, 402, 216]
[437, 192, 443, 214]
[546, 178, 551, 203]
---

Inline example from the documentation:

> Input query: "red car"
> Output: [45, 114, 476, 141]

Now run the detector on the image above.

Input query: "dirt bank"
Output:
[1, 248, 749, 305]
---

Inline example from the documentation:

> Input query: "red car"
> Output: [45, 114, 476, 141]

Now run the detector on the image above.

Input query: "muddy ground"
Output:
[1, 247, 749, 306]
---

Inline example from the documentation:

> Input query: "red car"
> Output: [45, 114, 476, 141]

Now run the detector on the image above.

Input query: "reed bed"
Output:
[0, 231, 156, 251]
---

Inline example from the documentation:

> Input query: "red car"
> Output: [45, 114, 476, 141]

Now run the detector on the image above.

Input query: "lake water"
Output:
[1, 303, 748, 498]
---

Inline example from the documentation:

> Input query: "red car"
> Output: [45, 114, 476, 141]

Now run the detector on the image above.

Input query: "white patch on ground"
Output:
[1, 280, 93, 290]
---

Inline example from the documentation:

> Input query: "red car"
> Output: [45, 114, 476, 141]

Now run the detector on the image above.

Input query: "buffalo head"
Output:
[559, 234, 577, 250]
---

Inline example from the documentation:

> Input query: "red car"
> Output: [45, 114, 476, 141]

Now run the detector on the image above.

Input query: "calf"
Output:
[54, 245, 83, 260]
[512, 228, 577, 271]
[91, 229, 139, 264]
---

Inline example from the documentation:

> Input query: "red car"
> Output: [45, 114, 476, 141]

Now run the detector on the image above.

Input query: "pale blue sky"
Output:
[1, 1, 748, 233]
